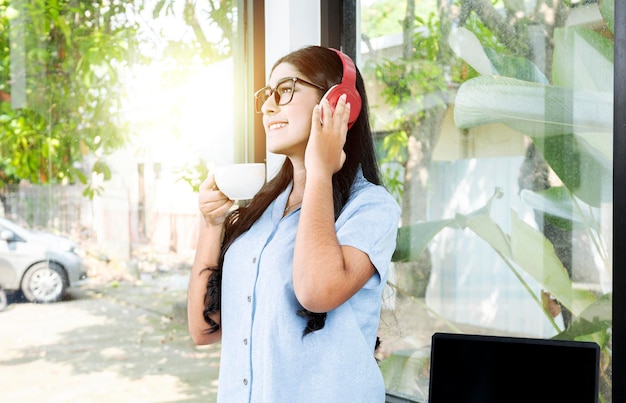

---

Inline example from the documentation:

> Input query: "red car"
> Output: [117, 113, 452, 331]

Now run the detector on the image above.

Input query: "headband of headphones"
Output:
[320, 48, 362, 129]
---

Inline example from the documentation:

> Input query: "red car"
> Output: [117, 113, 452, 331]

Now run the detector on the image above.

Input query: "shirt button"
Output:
[247, 296, 251, 303]
[243, 338, 248, 345]
[252, 257, 257, 263]
[243, 378, 248, 385]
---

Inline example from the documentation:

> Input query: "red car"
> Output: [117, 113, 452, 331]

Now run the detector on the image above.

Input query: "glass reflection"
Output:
[360, 1, 613, 401]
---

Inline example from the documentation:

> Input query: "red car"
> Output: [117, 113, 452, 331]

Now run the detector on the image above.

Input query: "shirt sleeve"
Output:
[335, 184, 401, 286]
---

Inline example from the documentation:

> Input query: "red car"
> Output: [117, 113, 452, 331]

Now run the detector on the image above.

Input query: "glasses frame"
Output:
[254, 77, 326, 113]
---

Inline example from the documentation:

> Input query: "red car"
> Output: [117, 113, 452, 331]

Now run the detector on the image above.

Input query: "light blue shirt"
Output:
[217, 170, 400, 403]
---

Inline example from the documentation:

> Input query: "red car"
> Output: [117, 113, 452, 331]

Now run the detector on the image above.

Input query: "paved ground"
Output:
[0, 271, 221, 403]
[0, 257, 474, 403]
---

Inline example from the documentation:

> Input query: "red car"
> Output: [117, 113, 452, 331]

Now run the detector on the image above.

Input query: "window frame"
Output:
[235, 0, 266, 164]
[612, 1, 625, 401]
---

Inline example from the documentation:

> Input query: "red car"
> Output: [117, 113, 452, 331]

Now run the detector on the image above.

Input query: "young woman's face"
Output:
[261, 63, 323, 157]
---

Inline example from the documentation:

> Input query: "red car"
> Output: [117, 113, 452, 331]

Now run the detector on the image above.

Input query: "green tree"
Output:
[366, 1, 613, 400]
[153, 0, 235, 61]
[0, 0, 235, 207]
[366, 0, 600, 310]
[0, 0, 145, 198]
[364, 0, 467, 298]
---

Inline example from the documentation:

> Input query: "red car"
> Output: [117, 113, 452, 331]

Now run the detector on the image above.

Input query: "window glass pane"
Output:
[360, 1, 613, 401]
[1, 0, 236, 400]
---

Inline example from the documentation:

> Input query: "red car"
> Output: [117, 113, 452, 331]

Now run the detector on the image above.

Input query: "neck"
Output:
[288, 157, 306, 204]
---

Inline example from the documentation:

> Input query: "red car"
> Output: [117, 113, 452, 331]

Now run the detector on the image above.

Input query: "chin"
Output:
[266, 135, 291, 150]
[265, 138, 283, 153]
[266, 133, 308, 155]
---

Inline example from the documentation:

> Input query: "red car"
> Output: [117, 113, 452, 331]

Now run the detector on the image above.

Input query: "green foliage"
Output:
[380, 2, 614, 398]
[450, 2, 614, 399]
[454, 26, 614, 207]
[154, 0, 235, 64]
[387, 184, 612, 397]
[379, 347, 431, 397]
[371, 11, 458, 204]
[361, 1, 404, 37]
[175, 158, 211, 193]
[395, 185, 601, 328]
[0, 0, 235, 197]
[361, 0, 431, 38]
[0, 0, 141, 194]
[375, 13, 449, 107]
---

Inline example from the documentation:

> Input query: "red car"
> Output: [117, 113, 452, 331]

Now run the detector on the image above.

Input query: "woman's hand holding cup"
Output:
[198, 174, 234, 226]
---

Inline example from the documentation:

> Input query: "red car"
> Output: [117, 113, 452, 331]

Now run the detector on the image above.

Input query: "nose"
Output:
[261, 91, 278, 114]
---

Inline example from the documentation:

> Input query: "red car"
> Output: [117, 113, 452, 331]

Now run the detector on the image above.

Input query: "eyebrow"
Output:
[268, 76, 327, 92]
[267, 77, 296, 88]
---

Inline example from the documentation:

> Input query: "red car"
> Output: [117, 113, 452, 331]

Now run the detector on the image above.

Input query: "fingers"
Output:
[333, 94, 350, 128]
[312, 103, 322, 127]
[200, 174, 217, 191]
[318, 94, 350, 130]
[306, 94, 351, 176]
[198, 174, 234, 225]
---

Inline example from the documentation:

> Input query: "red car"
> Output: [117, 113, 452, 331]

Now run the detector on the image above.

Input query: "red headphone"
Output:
[320, 48, 362, 129]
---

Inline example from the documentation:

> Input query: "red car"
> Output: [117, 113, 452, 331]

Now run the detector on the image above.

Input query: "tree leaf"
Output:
[509, 211, 596, 315]
[454, 76, 612, 135]
[535, 133, 611, 207]
[379, 348, 430, 398]
[392, 218, 455, 262]
[454, 76, 612, 206]
[448, 26, 493, 75]
[552, 293, 612, 341]
[553, 25, 614, 91]
[519, 187, 598, 227]
[484, 47, 548, 84]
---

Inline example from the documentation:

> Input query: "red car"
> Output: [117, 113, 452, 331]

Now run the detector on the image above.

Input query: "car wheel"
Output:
[0, 288, 7, 311]
[21, 262, 67, 303]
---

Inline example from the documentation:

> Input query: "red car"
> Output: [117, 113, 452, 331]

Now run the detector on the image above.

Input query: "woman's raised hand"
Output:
[306, 93, 350, 178]
[198, 174, 235, 226]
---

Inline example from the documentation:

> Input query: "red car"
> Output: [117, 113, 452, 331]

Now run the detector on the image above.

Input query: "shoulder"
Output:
[346, 172, 400, 217]
[336, 172, 400, 274]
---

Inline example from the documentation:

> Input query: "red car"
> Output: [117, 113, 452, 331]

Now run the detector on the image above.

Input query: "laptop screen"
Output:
[428, 332, 600, 403]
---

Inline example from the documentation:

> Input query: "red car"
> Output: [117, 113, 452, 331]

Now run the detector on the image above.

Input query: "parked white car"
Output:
[0, 217, 88, 303]
[0, 285, 6, 311]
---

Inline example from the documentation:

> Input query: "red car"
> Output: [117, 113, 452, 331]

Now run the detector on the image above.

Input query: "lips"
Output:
[267, 120, 287, 131]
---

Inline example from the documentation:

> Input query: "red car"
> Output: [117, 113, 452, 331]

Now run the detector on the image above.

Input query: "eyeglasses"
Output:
[254, 77, 326, 113]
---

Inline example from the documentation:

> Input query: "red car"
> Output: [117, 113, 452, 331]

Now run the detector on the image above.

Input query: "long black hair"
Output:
[202, 46, 382, 336]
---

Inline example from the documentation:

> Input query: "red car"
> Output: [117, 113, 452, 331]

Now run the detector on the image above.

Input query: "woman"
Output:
[187, 45, 400, 402]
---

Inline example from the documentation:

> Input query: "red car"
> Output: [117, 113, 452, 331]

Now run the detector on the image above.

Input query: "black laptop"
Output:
[428, 332, 600, 403]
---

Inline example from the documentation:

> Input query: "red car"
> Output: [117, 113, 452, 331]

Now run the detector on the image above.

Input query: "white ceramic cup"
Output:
[213, 163, 266, 200]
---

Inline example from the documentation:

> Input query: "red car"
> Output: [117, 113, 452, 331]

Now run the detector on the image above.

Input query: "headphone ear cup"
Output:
[320, 84, 362, 129]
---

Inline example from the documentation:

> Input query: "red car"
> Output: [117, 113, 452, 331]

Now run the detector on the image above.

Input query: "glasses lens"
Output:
[276, 79, 295, 106]
[253, 78, 296, 113]
[254, 86, 270, 113]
